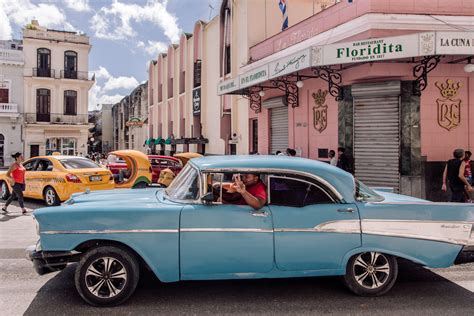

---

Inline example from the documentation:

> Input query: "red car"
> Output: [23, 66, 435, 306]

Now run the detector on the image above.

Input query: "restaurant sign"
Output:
[269, 48, 311, 79]
[239, 65, 269, 89]
[436, 32, 474, 55]
[312, 33, 422, 66]
[126, 117, 145, 127]
[217, 77, 240, 95]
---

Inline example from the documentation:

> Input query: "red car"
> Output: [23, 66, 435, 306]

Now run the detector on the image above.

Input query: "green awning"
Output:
[165, 137, 172, 144]
[154, 137, 162, 145]
[145, 138, 152, 145]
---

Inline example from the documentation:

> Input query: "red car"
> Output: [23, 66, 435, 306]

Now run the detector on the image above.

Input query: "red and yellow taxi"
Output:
[0, 155, 114, 206]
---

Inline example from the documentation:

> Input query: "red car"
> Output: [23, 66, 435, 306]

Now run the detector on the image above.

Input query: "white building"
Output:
[22, 20, 94, 158]
[0, 40, 24, 167]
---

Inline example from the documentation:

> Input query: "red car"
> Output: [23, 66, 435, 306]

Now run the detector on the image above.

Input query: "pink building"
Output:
[218, 0, 474, 200]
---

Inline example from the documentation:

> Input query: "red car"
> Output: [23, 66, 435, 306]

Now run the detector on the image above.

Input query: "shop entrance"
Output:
[352, 82, 401, 191]
[265, 97, 288, 155]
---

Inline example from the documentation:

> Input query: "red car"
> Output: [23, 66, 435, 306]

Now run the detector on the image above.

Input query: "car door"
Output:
[179, 172, 274, 278]
[34, 159, 55, 196]
[22, 159, 39, 197]
[268, 175, 361, 272]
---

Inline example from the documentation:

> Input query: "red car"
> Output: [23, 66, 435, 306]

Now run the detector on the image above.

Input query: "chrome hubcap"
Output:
[46, 190, 55, 205]
[85, 257, 127, 298]
[353, 252, 390, 289]
[1, 183, 6, 196]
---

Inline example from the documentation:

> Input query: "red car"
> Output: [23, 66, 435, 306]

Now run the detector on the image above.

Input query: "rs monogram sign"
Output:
[312, 89, 328, 133]
[435, 79, 463, 131]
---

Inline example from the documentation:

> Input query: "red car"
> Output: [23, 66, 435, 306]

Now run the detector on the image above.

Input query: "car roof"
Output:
[148, 155, 179, 160]
[28, 156, 92, 161]
[190, 155, 355, 203]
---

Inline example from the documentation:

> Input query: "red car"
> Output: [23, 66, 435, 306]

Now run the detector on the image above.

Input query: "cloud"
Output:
[1, 0, 77, 34]
[138, 40, 168, 56]
[64, 0, 91, 12]
[90, 0, 181, 42]
[0, 9, 13, 40]
[89, 66, 139, 109]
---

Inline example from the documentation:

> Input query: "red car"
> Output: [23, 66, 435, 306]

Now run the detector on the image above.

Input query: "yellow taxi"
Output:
[0, 155, 114, 206]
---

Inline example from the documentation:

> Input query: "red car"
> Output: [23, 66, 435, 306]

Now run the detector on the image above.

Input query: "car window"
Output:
[59, 158, 101, 169]
[23, 159, 37, 171]
[160, 159, 179, 168]
[165, 165, 199, 200]
[36, 159, 53, 171]
[270, 177, 334, 207]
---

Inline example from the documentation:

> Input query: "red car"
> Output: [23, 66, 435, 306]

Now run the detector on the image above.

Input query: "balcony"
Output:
[32, 68, 55, 78]
[0, 103, 18, 113]
[60, 70, 95, 81]
[0, 49, 23, 64]
[24, 113, 88, 124]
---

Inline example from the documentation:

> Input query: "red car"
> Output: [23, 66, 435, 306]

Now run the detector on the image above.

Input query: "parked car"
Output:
[0, 155, 114, 206]
[28, 156, 473, 306]
[106, 150, 152, 189]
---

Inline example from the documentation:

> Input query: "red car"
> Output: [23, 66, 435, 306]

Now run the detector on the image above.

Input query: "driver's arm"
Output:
[240, 190, 265, 210]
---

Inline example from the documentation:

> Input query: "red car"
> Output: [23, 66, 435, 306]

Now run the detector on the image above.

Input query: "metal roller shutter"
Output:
[268, 101, 288, 155]
[353, 82, 401, 191]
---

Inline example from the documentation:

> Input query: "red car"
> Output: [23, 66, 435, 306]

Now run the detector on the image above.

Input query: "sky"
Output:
[0, 0, 222, 110]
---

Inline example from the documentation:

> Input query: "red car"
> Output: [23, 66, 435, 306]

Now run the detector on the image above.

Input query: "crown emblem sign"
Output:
[312, 89, 328, 106]
[435, 79, 463, 99]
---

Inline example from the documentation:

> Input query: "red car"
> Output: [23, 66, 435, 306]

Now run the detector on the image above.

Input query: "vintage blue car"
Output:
[28, 156, 474, 306]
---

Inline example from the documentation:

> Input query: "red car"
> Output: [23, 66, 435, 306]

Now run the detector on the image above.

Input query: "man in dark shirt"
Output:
[442, 148, 472, 202]
[337, 147, 353, 174]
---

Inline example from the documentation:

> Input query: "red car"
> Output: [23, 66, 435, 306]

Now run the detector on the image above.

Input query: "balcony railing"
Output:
[0, 103, 18, 113]
[33, 68, 55, 78]
[24, 113, 88, 124]
[60, 70, 95, 80]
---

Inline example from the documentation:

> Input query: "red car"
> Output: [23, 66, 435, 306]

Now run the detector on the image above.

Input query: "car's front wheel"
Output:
[75, 245, 140, 306]
[43, 186, 60, 206]
[344, 252, 398, 296]
[1, 181, 10, 200]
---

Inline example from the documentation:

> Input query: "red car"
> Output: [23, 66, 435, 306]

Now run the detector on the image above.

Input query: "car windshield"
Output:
[355, 179, 385, 202]
[165, 164, 200, 200]
[59, 158, 101, 169]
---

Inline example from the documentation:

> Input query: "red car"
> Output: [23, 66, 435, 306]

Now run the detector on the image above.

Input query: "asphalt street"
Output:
[0, 199, 473, 315]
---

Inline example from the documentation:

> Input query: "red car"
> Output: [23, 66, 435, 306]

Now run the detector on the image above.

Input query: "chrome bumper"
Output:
[26, 244, 77, 275]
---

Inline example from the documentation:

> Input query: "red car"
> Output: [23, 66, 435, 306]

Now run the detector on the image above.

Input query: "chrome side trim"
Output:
[180, 228, 273, 233]
[361, 219, 473, 246]
[42, 229, 179, 235]
[275, 220, 361, 234]
[274, 228, 317, 233]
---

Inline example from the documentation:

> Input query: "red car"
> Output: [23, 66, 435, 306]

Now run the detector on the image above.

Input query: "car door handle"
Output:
[251, 211, 268, 217]
[337, 208, 355, 213]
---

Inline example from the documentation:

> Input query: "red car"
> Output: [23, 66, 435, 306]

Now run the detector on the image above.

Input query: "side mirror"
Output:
[201, 192, 215, 204]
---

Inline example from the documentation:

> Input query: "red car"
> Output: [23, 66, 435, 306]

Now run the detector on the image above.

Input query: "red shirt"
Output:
[237, 180, 267, 205]
[12, 163, 26, 184]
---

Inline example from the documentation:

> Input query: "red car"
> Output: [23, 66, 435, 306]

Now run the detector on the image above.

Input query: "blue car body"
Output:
[31, 156, 474, 283]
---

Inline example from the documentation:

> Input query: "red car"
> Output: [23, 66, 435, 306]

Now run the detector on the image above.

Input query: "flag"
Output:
[279, 0, 288, 31]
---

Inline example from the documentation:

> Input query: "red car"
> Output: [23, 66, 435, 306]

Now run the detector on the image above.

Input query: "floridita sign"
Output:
[217, 31, 474, 95]
[126, 117, 145, 127]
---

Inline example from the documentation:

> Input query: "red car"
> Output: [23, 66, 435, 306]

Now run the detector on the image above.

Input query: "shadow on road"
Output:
[23, 260, 474, 314]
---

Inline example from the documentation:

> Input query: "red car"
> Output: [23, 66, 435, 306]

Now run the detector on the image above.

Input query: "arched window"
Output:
[64, 90, 77, 115]
[37, 48, 51, 77]
[64, 51, 78, 79]
[36, 88, 51, 122]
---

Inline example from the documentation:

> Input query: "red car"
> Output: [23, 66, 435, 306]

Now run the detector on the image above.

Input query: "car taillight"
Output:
[65, 174, 82, 183]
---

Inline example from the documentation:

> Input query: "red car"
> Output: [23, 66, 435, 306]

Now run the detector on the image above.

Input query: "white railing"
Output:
[0, 103, 18, 113]
[0, 49, 24, 63]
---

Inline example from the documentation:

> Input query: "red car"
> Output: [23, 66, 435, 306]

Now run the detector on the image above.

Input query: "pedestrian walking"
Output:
[442, 148, 472, 202]
[336, 147, 353, 173]
[463, 150, 472, 202]
[1, 152, 27, 215]
[329, 150, 337, 166]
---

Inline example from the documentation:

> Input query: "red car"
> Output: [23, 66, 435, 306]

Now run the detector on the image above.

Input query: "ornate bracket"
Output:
[413, 55, 442, 96]
[242, 88, 262, 114]
[270, 76, 299, 108]
[311, 66, 343, 101]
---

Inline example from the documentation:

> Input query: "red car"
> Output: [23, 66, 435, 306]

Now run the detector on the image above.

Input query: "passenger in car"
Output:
[223, 174, 267, 210]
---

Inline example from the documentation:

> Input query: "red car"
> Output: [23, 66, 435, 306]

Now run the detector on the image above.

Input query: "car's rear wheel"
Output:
[43, 186, 60, 206]
[344, 252, 398, 296]
[1, 181, 10, 200]
[75, 245, 140, 307]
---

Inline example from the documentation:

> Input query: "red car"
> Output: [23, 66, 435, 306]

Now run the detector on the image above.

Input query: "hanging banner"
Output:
[192, 87, 201, 116]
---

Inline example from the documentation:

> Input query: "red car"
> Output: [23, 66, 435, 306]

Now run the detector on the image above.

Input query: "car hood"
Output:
[63, 187, 164, 205]
[373, 190, 429, 203]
